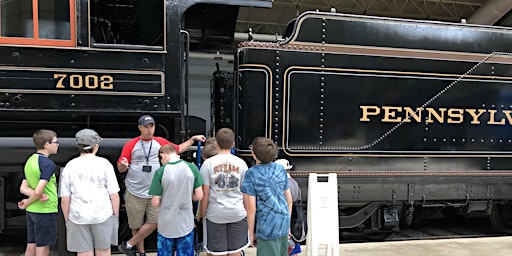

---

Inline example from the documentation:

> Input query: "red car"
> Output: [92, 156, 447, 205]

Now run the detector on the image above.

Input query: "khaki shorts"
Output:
[125, 191, 159, 229]
[66, 215, 118, 252]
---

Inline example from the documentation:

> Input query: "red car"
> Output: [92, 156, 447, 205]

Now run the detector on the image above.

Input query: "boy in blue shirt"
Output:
[241, 137, 293, 256]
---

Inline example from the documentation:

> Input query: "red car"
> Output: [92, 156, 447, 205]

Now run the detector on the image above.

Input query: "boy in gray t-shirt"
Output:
[198, 128, 250, 255]
[149, 144, 203, 256]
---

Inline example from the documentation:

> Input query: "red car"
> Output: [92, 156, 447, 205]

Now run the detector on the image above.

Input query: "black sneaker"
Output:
[139, 253, 146, 256]
[118, 242, 136, 256]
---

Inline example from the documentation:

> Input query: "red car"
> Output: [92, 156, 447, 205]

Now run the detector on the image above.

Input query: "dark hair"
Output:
[159, 144, 178, 154]
[202, 144, 218, 159]
[33, 129, 57, 150]
[251, 137, 278, 163]
[216, 128, 235, 150]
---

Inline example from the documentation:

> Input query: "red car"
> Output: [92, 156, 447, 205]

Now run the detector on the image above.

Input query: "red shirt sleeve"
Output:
[117, 137, 140, 164]
[154, 137, 179, 152]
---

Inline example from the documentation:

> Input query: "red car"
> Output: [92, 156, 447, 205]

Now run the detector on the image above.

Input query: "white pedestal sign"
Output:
[306, 173, 339, 256]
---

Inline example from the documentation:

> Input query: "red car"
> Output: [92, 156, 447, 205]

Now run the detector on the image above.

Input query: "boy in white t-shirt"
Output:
[59, 129, 120, 256]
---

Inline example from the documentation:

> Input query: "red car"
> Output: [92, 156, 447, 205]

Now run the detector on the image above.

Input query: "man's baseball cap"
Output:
[138, 115, 155, 125]
[75, 129, 103, 150]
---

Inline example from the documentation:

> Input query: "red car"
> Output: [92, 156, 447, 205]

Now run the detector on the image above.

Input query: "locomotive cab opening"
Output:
[90, 0, 164, 49]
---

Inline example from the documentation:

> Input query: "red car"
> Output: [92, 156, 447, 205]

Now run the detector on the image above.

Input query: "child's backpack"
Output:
[290, 200, 307, 242]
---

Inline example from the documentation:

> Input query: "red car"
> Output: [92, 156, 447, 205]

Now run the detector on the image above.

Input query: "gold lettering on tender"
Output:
[382, 106, 402, 122]
[359, 106, 380, 122]
[447, 108, 464, 124]
[503, 110, 512, 125]
[403, 107, 422, 123]
[488, 109, 505, 125]
[465, 109, 486, 124]
[426, 107, 446, 123]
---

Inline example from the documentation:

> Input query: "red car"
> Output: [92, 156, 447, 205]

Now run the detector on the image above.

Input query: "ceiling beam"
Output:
[467, 0, 512, 25]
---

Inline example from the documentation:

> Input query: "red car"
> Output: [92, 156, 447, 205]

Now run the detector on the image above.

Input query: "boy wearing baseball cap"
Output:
[60, 129, 120, 256]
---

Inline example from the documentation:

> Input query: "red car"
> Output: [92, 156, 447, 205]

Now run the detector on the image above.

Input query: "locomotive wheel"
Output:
[489, 203, 512, 234]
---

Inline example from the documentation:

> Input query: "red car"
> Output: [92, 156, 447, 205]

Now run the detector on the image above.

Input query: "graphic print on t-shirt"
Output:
[212, 163, 241, 190]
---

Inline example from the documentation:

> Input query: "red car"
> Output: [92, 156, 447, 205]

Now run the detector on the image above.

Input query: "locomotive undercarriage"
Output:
[292, 171, 512, 240]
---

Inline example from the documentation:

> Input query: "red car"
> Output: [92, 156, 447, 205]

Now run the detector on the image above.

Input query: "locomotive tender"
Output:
[234, 11, 512, 237]
[1, 0, 512, 249]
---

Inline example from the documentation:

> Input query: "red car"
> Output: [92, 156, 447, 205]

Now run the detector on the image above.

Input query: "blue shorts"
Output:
[157, 230, 194, 256]
[26, 212, 57, 247]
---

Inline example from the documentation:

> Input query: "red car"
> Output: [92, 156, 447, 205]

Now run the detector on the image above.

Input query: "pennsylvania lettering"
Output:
[360, 105, 512, 125]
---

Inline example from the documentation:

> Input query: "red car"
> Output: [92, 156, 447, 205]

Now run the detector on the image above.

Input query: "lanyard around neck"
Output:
[140, 139, 153, 165]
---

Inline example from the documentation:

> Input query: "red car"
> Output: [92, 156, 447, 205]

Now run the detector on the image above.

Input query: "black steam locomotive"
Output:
[1, 0, 512, 251]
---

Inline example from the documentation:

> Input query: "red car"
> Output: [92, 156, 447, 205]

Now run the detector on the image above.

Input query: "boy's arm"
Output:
[243, 193, 257, 247]
[19, 179, 33, 197]
[198, 184, 210, 219]
[151, 195, 161, 207]
[110, 193, 120, 217]
[284, 188, 293, 216]
[60, 196, 71, 221]
[192, 186, 203, 201]
[18, 179, 49, 209]
[19, 179, 48, 201]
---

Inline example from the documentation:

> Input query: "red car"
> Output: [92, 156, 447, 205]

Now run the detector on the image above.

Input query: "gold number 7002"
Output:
[54, 74, 114, 90]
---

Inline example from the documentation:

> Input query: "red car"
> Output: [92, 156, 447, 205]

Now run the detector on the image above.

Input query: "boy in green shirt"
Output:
[18, 129, 59, 256]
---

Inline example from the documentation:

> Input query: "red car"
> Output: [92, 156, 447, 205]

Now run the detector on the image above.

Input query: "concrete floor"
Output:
[116, 236, 512, 256]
